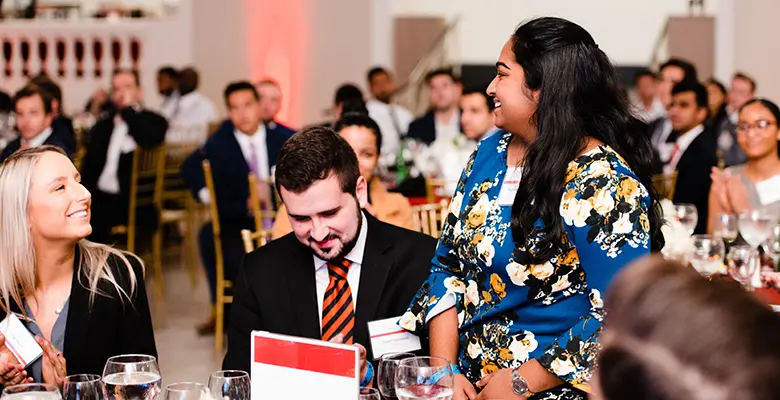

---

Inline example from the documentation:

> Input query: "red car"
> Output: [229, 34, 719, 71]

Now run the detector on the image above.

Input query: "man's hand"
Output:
[329, 334, 371, 387]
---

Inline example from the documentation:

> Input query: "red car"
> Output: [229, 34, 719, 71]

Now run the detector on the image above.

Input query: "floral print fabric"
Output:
[400, 131, 651, 395]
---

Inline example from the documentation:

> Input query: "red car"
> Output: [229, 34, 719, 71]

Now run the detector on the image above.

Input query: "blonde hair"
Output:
[0, 146, 141, 314]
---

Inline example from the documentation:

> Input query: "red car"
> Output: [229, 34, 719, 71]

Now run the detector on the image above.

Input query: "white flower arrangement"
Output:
[659, 199, 694, 262]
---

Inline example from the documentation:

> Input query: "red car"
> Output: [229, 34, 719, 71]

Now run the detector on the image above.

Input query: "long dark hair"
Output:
[509, 17, 664, 259]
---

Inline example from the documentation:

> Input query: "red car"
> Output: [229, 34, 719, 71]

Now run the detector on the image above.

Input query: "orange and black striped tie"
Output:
[321, 259, 355, 344]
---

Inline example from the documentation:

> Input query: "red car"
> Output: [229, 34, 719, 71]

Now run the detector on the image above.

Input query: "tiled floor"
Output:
[146, 258, 223, 387]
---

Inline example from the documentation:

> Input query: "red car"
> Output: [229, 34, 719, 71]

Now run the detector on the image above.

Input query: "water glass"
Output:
[208, 370, 250, 400]
[394, 356, 454, 400]
[378, 352, 417, 399]
[673, 204, 698, 235]
[359, 388, 381, 400]
[689, 235, 726, 278]
[62, 374, 105, 400]
[739, 208, 779, 247]
[102, 354, 162, 400]
[713, 214, 739, 244]
[727, 245, 756, 288]
[165, 383, 209, 400]
[762, 225, 780, 270]
[1, 383, 61, 399]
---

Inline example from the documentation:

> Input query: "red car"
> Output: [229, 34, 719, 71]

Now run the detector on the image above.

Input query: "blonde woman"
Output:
[0, 145, 156, 387]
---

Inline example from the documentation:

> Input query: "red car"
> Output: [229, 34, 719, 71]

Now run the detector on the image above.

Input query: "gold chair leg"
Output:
[215, 292, 224, 352]
[186, 208, 199, 287]
[153, 228, 164, 298]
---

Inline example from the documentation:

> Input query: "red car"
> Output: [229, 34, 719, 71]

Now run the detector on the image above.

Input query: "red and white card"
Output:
[251, 331, 360, 400]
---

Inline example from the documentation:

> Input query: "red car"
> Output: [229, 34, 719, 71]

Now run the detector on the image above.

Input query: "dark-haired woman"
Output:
[399, 17, 662, 400]
[272, 111, 414, 238]
[707, 78, 728, 129]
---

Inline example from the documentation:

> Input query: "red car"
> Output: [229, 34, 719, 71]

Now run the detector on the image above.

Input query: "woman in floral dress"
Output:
[399, 17, 664, 400]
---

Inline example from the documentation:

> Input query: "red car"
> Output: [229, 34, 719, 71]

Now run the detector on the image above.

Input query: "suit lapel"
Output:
[284, 240, 321, 340]
[63, 249, 89, 360]
[354, 215, 393, 348]
[222, 129, 250, 174]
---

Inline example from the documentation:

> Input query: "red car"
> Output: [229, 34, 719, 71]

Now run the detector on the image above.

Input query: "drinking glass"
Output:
[689, 235, 726, 278]
[713, 214, 739, 244]
[673, 204, 698, 235]
[208, 370, 250, 400]
[394, 356, 454, 400]
[727, 245, 756, 288]
[1, 384, 61, 399]
[359, 388, 381, 400]
[164, 383, 209, 400]
[738, 208, 778, 247]
[62, 374, 105, 400]
[762, 225, 780, 270]
[378, 352, 417, 399]
[102, 354, 162, 400]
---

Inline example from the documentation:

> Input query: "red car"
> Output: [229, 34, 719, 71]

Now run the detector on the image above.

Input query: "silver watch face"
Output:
[513, 371, 529, 395]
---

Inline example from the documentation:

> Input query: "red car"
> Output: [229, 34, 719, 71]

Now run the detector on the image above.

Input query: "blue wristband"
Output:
[450, 363, 462, 375]
[360, 361, 374, 388]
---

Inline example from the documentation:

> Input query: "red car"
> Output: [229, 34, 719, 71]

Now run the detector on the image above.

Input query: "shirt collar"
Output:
[676, 124, 705, 150]
[313, 211, 369, 272]
[233, 124, 266, 146]
[24, 127, 53, 148]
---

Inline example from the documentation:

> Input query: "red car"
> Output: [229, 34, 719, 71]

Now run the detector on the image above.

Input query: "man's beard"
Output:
[309, 203, 363, 261]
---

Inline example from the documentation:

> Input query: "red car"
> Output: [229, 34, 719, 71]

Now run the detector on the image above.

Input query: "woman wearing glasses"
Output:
[708, 98, 780, 232]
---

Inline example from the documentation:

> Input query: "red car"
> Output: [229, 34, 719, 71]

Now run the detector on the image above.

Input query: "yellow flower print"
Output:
[479, 181, 492, 193]
[587, 160, 612, 178]
[565, 165, 583, 183]
[530, 262, 554, 280]
[563, 188, 577, 201]
[449, 192, 464, 217]
[481, 363, 499, 377]
[490, 274, 506, 298]
[613, 212, 633, 234]
[589, 187, 615, 215]
[506, 262, 530, 286]
[550, 356, 577, 377]
[560, 247, 579, 265]
[639, 213, 649, 233]
[617, 177, 639, 199]
[467, 341, 483, 359]
[482, 290, 493, 303]
[508, 331, 538, 362]
[468, 194, 491, 228]
[499, 348, 513, 361]
[476, 235, 496, 267]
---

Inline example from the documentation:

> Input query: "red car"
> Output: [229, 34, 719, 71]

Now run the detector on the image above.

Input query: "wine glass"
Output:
[62, 374, 105, 400]
[359, 388, 381, 400]
[739, 208, 778, 248]
[165, 383, 209, 400]
[1, 384, 61, 399]
[689, 235, 726, 278]
[673, 204, 698, 235]
[208, 370, 250, 400]
[762, 225, 780, 270]
[713, 214, 739, 244]
[394, 356, 454, 400]
[378, 352, 417, 399]
[727, 245, 756, 288]
[102, 354, 162, 400]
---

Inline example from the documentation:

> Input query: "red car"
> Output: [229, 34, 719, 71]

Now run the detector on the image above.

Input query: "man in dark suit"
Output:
[407, 68, 462, 144]
[255, 79, 296, 136]
[666, 81, 718, 234]
[0, 85, 73, 163]
[182, 81, 294, 335]
[29, 74, 77, 149]
[81, 69, 168, 245]
[223, 126, 435, 381]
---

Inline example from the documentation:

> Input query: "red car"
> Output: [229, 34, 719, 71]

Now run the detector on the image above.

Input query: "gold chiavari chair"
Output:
[652, 170, 679, 200]
[425, 177, 448, 203]
[240, 229, 273, 254]
[411, 200, 450, 237]
[248, 173, 280, 232]
[202, 160, 231, 352]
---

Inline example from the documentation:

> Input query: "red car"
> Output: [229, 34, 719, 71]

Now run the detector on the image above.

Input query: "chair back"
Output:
[652, 171, 678, 200]
[202, 160, 223, 259]
[125, 144, 165, 252]
[411, 200, 449, 237]
[425, 178, 448, 203]
[240, 229, 273, 253]
[248, 173, 281, 232]
[163, 141, 202, 201]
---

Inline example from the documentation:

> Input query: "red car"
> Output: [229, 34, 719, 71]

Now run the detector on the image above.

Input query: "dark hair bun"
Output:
[341, 99, 369, 116]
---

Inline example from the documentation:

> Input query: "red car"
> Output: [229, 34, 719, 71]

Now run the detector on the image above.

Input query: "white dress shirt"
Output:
[634, 97, 667, 122]
[313, 212, 368, 331]
[23, 127, 53, 148]
[366, 99, 414, 156]
[664, 124, 705, 175]
[434, 111, 461, 143]
[166, 91, 218, 127]
[159, 91, 180, 120]
[97, 116, 136, 194]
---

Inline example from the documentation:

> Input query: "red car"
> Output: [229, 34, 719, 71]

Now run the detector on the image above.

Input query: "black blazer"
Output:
[181, 121, 293, 221]
[80, 108, 168, 199]
[407, 111, 461, 145]
[0, 249, 157, 377]
[0, 128, 74, 164]
[222, 213, 436, 373]
[672, 127, 718, 234]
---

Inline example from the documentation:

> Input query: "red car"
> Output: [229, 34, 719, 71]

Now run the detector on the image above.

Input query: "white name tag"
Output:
[497, 167, 522, 207]
[754, 175, 780, 206]
[368, 317, 421, 360]
[0, 314, 43, 367]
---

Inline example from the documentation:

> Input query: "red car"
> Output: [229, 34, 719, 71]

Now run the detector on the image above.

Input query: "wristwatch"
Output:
[512, 368, 534, 398]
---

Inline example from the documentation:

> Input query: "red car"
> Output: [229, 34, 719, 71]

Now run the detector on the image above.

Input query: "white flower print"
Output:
[443, 277, 467, 294]
[589, 289, 604, 309]
[506, 262, 530, 286]
[467, 341, 483, 359]
[454, 220, 463, 237]
[465, 280, 481, 307]
[561, 197, 593, 228]
[551, 274, 572, 292]
[550, 357, 577, 377]
[588, 160, 612, 178]
[398, 311, 417, 331]
[613, 212, 633, 234]
[508, 332, 538, 363]
[449, 191, 464, 217]
[476, 235, 496, 267]
[589, 188, 615, 215]
[530, 262, 554, 280]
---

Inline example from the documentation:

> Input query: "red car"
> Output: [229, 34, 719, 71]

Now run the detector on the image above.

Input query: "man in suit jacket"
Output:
[407, 68, 462, 145]
[223, 126, 436, 381]
[0, 85, 73, 163]
[181, 81, 294, 335]
[666, 81, 718, 234]
[81, 69, 168, 245]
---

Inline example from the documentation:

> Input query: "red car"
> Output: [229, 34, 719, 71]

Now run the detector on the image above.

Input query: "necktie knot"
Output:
[327, 259, 351, 281]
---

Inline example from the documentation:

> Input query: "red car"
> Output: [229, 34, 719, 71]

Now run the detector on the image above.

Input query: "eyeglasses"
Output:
[737, 120, 776, 134]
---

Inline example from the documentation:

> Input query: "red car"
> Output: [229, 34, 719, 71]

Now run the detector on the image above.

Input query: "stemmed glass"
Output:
[359, 388, 381, 400]
[762, 225, 780, 270]
[102, 354, 162, 400]
[394, 356, 454, 400]
[689, 235, 726, 278]
[673, 204, 698, 235]
[62, 374, 105, 400]
[208, 370, 250, 400]
[1, 384, 61, 399]
[377, 352, 417, 399]
[738, 208, 779, 285]
[164, 383, 209, 400]
[713, 214, 739, 245]
[727, 245, 756, 288]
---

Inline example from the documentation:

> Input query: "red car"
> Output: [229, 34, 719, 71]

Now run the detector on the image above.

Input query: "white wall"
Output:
[389, 0, 718, 66]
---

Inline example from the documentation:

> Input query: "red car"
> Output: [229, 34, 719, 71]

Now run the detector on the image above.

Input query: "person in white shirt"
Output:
[157, 66, 179, 118]
[715, 73, 757, 167]
[164, 67, 218, 143]
[407, 68, 462, 144]
[364, 67, 414, 156]
[632, 69, 665, 122]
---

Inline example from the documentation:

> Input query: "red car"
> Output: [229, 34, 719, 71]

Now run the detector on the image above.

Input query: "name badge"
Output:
[368, 317, 421, 360]
[754, 175, 780, 206]
[497, 167, 522, 207]
[0, 313, 43, 367]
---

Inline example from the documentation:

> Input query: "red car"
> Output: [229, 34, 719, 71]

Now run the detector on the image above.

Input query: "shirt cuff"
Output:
[198, 188, 211, 205]
[424, 292, 456, 323]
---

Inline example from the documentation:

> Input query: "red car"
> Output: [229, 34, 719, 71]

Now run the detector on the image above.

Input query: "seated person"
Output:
[709, 98, 780, 232]
[407, 68, 462, 144]
[29, 74, 77, 151]
[272, 109, 414, 238]
[181, 81, 293, 334]
[0, 85, 73, 163]
[223, 127, 436, 381]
